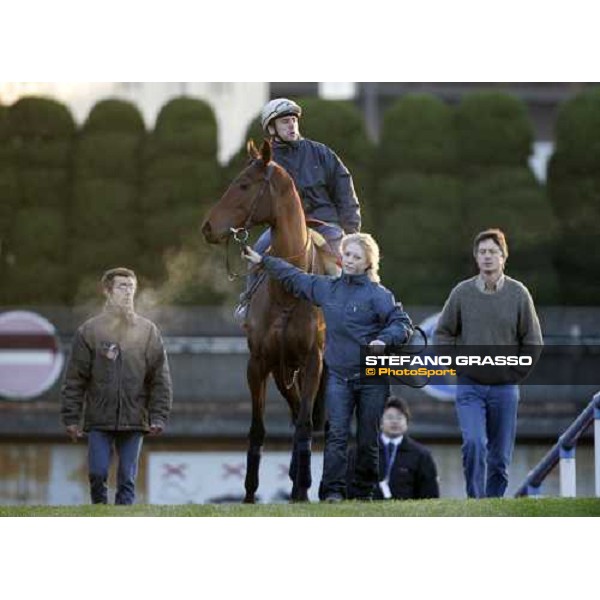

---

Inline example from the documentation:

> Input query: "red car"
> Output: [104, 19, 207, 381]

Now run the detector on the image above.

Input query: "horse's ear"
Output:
[260, 138, 272, 165]
[247, 139, 259, 159]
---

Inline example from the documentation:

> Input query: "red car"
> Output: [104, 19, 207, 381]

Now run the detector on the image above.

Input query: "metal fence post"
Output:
[594, 394, 600, 497]
[559, 446, 576, 497]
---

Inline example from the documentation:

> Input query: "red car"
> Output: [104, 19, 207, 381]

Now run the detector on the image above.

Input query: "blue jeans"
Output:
[320, 372, 389, 499]
[455, 377, 519, 498]
[244, 224, 343, 298]
[88, 430, 144, 505]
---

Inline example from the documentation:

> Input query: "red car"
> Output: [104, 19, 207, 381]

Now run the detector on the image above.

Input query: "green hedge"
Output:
[547, 175, 600, 221]
[140, 178, 205, 213]
[378, 201, 465, 260]
[152, 97, 218, 158]
[74, 134, 142, 182]
[82, 99, 146, 135]
[547, 88, 600, 303]
[463, 168, 558, 255]
[9, 207, 67, 261]
[378, 94, 458, 175]
[0, 104, 13, 163]
[554, 88, 600, 174]
[3, 257, 68, 305]
[69, 236, 140, 274]
[0, 98, 75, 305]
[143, 153, 220, 183]
[0, 104, 8, 139]
[461, 168, 559, 303]
[71, 180, 138, 236]
[223, 116, 263, 182]
[456, 92, 533, 168]
[0, 166, 18, 234]
[297, 98, 373, 167]
[17, 168, 70, 208]
[7, 96, 76, 138]
[141, 206, 204, 252]
[377, 183, 467, 305]
[68, 99, 147, 303]
[139, 97, 222, 297]
[377, 172, 463, 211]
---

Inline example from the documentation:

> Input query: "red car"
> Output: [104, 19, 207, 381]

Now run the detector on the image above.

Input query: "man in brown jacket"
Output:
[60, 267, 172, 504]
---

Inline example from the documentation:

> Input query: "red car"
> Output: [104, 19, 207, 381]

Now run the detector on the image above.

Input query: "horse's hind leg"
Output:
[244, 356, 267, 504]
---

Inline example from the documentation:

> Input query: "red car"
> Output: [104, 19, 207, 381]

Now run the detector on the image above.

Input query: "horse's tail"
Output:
[311, 366, 327, 432]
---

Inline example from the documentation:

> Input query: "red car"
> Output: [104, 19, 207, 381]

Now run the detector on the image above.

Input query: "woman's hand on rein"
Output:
[242, 246, 262, 265]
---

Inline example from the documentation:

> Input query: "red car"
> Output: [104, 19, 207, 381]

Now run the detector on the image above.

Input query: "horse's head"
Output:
[202, 139, 277, 244]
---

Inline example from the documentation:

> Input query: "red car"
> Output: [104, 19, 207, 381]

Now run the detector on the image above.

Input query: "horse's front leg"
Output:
[244, 356, 267, 504]
[290, 346, 323, 502]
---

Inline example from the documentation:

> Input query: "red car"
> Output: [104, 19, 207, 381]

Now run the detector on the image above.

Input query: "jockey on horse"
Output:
[235, 97, 362, 323]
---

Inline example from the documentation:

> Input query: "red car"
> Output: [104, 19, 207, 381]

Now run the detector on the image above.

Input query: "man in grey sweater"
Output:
[435, 229, 543, 498]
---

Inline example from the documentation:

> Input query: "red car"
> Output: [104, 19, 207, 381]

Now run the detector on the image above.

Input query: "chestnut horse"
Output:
[201, 139, 326, 503]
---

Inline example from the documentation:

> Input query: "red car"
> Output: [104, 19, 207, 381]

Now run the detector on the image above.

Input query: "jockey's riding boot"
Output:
[233, 291, 250, 325]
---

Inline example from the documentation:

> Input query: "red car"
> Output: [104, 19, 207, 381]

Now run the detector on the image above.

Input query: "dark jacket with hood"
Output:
[272, 138, 361, 234]
[262, 256, 413, 379]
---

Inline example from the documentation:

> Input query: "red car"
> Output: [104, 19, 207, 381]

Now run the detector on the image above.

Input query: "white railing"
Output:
[514, 392, 600, 497]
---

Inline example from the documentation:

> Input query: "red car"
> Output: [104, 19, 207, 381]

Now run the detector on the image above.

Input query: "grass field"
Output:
[1, 497, 599, 517]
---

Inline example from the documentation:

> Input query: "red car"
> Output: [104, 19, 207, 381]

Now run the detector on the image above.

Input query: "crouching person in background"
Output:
[60, 267, 173, 505]
[348, 396, 440, 500]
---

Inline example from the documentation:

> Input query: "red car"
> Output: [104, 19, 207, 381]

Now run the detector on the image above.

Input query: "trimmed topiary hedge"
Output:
[139, 97, 222, 294]
[74, 134, 143, 183]
[377, 94, 458, 176]
[2, 97, 74, 305]
[153, 97, 218, 159]
[82, 99, 146, 135]
[68, 99, 147, 303]
[547, 88, 600, 303]
[375, 96, 465, 304]
[7, 96, 76, 139]
[553, 88, 600, 175]
[377, 174, 467, 304]
[455, 92, 533, 168]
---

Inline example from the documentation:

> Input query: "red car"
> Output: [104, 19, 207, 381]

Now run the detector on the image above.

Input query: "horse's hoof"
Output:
[290, 489, 309, 503]
[243, 496, 255, 504]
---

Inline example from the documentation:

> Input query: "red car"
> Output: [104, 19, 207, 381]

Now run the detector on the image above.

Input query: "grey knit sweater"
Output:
[434, 276, 543, 347]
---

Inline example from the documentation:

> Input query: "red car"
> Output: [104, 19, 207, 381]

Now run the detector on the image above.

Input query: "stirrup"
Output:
[233, 302, 249, 324]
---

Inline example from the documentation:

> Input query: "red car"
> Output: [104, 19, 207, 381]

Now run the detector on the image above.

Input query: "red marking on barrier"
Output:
[222, 463, 245, 479]
[161, 463, 187, 480]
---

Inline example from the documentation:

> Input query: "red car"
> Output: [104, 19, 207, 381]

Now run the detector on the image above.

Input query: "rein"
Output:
[225, 162, 313, 279]
[226, 162, 274, 281]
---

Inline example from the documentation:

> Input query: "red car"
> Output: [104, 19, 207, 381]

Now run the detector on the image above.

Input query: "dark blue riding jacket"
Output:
[262, 256, 413, 379]
[272, 138, 361, 234]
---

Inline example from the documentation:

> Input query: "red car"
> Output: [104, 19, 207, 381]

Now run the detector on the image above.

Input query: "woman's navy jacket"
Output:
[262, 256, 413, 379]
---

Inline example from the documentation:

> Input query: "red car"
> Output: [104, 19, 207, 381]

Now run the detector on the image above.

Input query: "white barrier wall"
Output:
[147, 452, 324, 504]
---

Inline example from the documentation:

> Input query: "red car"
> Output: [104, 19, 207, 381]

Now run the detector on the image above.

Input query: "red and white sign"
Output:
[0, 311, 64, 401]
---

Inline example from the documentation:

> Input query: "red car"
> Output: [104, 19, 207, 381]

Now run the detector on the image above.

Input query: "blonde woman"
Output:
[243, 233, 413, 502]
